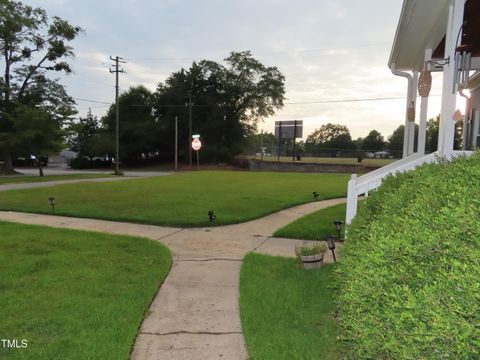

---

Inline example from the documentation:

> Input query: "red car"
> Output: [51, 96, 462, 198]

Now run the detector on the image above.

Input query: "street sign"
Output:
[192, 138, 202, 151]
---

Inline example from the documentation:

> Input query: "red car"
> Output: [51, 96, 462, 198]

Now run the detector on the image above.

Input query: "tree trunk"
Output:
[0, 151, 19, 175]
[35, 158, 44, 177]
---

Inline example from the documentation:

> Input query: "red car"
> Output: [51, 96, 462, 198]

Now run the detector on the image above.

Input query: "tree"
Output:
[245, 132, 276, 155]
[353, 137, 363, 150]
[425, 117, 439, 153]
[152, 51, 285, 162]
[0, 0, 82, 174]
[102, 86, 158, 163]
[305, 123, 355, 155]
[68, 109, 100, 160]
[425, 115, 463, 152]
[387, 125, 404, 156]
[387, 124, 419, 157]
[387, 115, 463, 157]
[362, 130, 385, 151]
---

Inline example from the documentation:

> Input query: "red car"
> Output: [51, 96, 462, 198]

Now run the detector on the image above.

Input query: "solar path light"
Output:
[326, 236, 336, 262]
[48, 197, 56, 212]
[208, 210, 216, 222]
[333, 219, 344, 240]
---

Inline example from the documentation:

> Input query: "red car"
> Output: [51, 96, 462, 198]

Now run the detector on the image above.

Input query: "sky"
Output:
[25, 0, 450, 140]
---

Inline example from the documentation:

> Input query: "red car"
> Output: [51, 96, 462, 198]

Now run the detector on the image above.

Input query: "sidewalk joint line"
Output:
[156, 228, 185, 240]
[141, 330, 242, 336]
[252, 236, 271, 252]
[176, 258, 243, 262]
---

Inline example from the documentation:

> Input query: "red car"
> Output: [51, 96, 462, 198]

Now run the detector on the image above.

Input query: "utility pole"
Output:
[277, 122, 282, 161]
[175, 116, 178, 171]
[260, 129, 264, 161]
[109, 56, 126, 175]
[292, 120, 297, 161]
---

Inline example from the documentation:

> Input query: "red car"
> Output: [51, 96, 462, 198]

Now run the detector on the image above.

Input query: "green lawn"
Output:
[0, 221, 171, 360]
[240, 253, 338, 360]
[0, 171, 349, 227]
[0, 173, 113, 185]
[274, 203, 346, 240]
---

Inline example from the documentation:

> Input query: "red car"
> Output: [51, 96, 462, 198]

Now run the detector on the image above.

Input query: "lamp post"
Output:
[186, 91, 193, 166]
[333, 220, 344, 240]
[48, 197, 56, 212]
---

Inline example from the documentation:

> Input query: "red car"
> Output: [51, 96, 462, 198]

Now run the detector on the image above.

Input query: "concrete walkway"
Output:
[0, 197, 345, 360]
[0, 171, 172, 192]
[12, 167, 173, 177]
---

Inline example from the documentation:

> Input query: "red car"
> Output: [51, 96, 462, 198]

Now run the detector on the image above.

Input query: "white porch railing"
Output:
[345, 150, 474, 226]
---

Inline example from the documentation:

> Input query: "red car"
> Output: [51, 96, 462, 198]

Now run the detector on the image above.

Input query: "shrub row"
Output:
[70, 157, 112, 169]
[337, 153, 480, 359]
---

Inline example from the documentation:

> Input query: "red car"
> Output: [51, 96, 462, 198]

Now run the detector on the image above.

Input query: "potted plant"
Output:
[296, 243, 328, 270]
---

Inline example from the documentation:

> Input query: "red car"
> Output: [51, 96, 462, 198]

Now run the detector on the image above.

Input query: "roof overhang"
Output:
[390, 0, 480, 72]
[389, 0, 451, 71]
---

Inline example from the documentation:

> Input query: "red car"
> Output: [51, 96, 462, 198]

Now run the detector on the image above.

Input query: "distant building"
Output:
[49, 149, 78, 167]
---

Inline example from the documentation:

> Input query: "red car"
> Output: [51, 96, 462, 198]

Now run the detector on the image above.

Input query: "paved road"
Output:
[0, 169, 172, 191]
[12, 167, 173, 177]
[0, 198, 346, 360]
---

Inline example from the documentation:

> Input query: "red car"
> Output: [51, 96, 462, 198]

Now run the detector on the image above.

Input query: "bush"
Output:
[70, 157, 112, 169]
[337, 153, 480, 359]
[69, 156, 91, 169]
[230, 155, 250, 169]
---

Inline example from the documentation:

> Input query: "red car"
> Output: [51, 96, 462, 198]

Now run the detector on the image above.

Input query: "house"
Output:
[374, 151, 390, 159]
[48, 149, 78, 168]
[346, 0, 479, 225]
[462, 71, 480, 148]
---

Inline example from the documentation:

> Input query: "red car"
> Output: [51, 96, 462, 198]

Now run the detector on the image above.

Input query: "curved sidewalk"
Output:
[0, 171, 172, 192]
[0, 198, 345, 360]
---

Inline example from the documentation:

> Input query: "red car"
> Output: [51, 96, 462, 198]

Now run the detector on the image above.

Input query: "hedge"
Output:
[337, 153, 480, 359]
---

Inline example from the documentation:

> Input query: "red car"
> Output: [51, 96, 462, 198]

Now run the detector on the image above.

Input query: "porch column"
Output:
[407, 71, 418, 155]
[438, 0, 465, 154]
[418, 49, 433, 155]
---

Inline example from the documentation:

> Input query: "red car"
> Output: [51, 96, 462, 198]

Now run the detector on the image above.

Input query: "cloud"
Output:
[28, 0, 416, 139]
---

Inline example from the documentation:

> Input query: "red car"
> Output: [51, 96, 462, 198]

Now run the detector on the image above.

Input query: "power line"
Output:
[283, 94, 441, 105]
[66, 77, 115, 88]
[125, 42, 389, 63]
[76, 104, 110, 111]
[73, 97, 111, 105]
[73, 94, 442, 109]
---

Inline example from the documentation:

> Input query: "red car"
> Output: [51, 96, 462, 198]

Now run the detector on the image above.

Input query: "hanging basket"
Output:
[407, 107, 415, 122]
[418, 70, 432, 97]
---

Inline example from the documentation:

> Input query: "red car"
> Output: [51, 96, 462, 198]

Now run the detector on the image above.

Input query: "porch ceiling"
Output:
[389, 0, 451, 71]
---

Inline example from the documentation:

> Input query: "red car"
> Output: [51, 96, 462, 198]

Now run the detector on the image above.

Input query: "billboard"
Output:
[274, 120, 303, 139]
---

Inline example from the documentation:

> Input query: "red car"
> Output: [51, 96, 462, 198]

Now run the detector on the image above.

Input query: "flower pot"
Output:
[300, 253, 324, 270]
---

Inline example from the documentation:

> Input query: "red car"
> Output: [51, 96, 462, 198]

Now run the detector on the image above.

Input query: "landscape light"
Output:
[333, 219, 344, 240]
[313, 191, 319, 199]
[48, 197, 56, 212]
[326, 236, 336, 262]
[208, 210, 216, 222]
